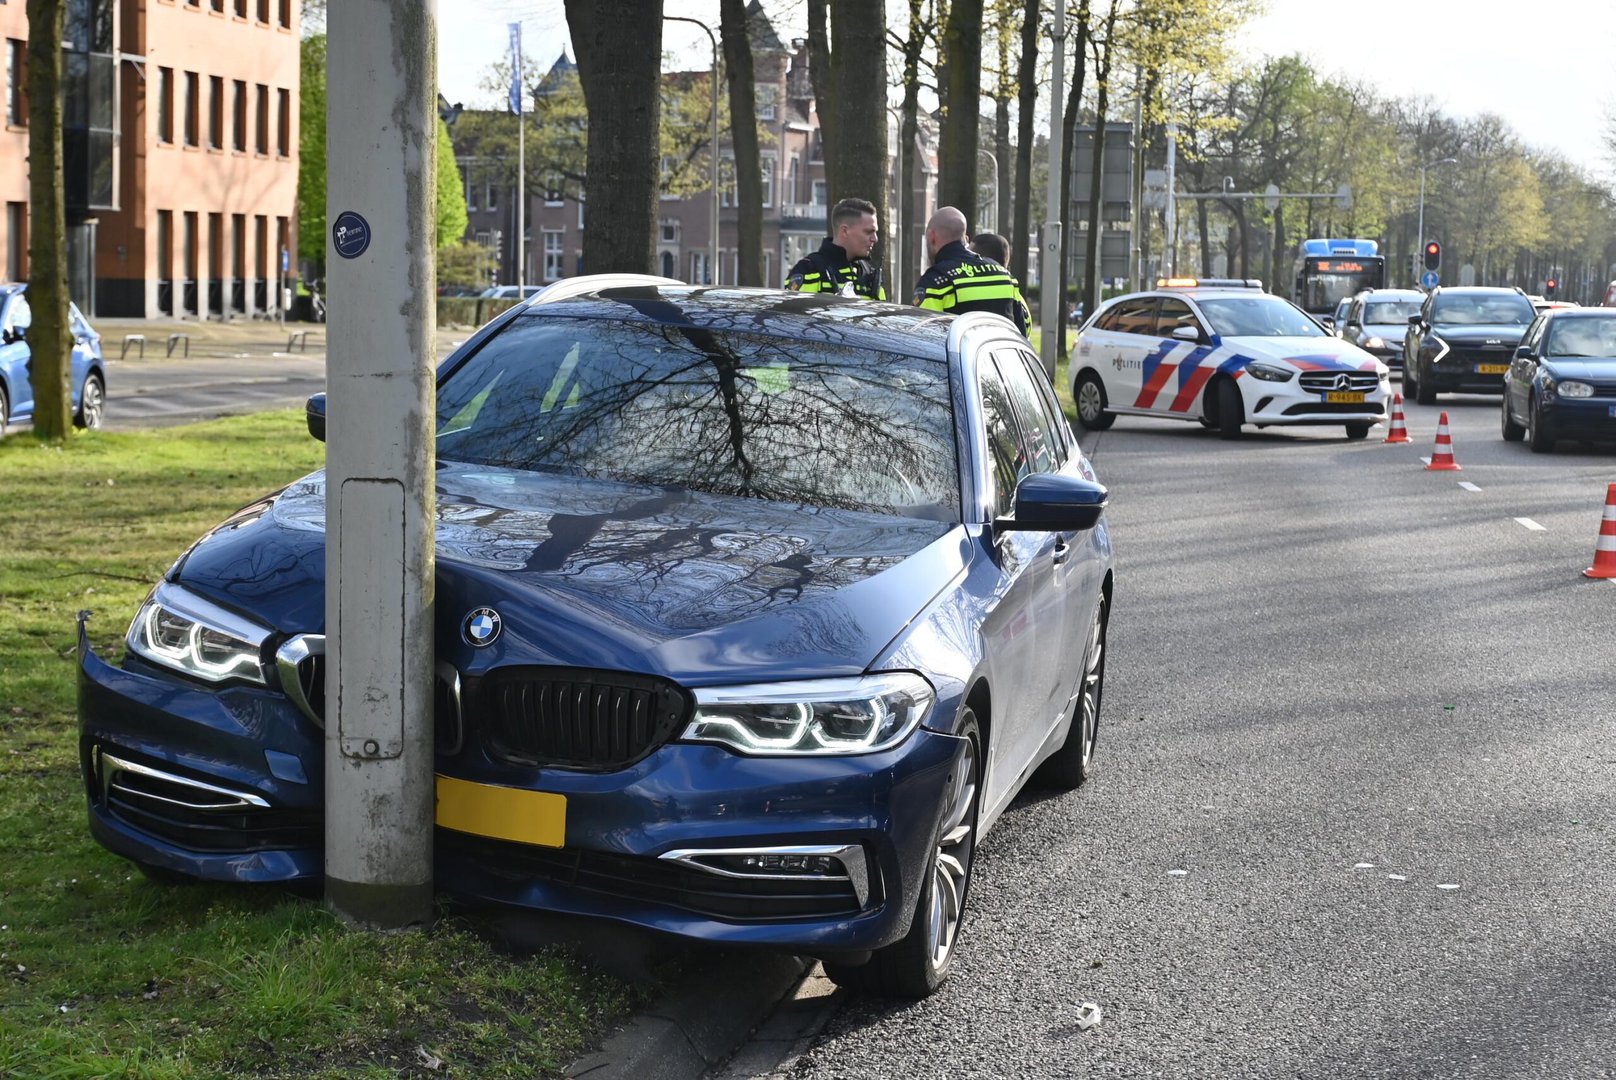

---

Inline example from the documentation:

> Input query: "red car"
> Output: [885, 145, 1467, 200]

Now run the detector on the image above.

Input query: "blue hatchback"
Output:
[77, 280, 1113, 998]
[0, 284, 107, 434]
[1502, 308, 1616, 452]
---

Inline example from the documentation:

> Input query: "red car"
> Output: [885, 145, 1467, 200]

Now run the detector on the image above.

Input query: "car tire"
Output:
[1214, 378, 1243, 439]
[74, 373, 104, 430]
[1500, 395, 1526, 442]
[1528, 394, 1555, 453]
[0, 384, 8, 435]
[824, 709, 982, 1000]
[1344, 423, 1372, 440]
[1073, 371, 1114, 431]
[1037, 591, 1107, 792]
[1414, 365, 1437, 406]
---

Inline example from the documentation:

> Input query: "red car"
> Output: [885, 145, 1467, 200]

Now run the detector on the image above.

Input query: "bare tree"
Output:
[892, 0, 935, 292]
[720, 0, 763, 285]
[827, 0, 889, 265]
[807, 0, 835, 191]
[564, 0, 664, 273]
[25, 0, 71, 440]
[937, 0, 982, 217]
[1056, 0, 1093, 357]
[1079, 0, 1123, 319]
[1011, 0, 1039, 287]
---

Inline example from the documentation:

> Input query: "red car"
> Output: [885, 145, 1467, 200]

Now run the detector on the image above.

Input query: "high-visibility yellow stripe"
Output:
[435, 774, 566, 848]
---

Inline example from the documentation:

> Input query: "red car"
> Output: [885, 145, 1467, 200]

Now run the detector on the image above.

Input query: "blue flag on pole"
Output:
[508, 23, 523, 116]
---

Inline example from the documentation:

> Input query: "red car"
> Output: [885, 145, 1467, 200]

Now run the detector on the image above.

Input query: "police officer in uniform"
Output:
[784, 197, 887, 300]
[913, 207, 1028, 336]
[969, 231, 1032, 335]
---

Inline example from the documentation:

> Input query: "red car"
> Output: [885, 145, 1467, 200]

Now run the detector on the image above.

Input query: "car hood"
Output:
[1541, 358, 1616, 380]
[170, 463, 965, 683]
[1224, 335, 1383, 372]
[1429, 323, 1528, 345]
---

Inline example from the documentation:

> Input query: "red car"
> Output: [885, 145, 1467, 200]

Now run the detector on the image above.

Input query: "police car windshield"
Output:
[1196, 296, 1325, 338]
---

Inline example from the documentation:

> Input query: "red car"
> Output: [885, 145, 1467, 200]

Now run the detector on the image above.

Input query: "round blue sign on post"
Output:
[332, 211, 372, 260]
[1420, 270, 1440, 290]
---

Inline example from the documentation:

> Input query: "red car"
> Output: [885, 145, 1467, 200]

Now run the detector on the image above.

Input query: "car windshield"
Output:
[435, 316, 960, 520]
[1432, 293, 1535, 325]
[1544, 317, 1616, 358]
[1196, 296, 1326, 338]
[1365, 300, 1420, 324]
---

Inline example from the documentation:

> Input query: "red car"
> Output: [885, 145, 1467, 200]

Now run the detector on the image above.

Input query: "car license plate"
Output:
[436, 774, 566, 847]
[1325, 391, 1365, 403]
[1474, 363, 1508, 375]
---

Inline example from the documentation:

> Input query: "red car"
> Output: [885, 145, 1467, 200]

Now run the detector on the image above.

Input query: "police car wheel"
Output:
[1074, 371, 1114, 431]
[1214, 379, 1244, 439]
[1344, 423, 1371, 440]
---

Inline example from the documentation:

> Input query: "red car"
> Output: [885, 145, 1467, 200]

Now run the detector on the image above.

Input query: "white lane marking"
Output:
[1419, 457, 1431, 466]
[1458, 481, 1481, 492]
[1515, 518, 1546, 531]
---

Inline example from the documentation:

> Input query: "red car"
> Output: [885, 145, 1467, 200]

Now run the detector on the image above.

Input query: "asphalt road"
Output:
[764, 391, 1616, 1079]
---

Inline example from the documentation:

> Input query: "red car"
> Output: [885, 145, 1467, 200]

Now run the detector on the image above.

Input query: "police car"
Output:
[1070, 279, 1391, 439]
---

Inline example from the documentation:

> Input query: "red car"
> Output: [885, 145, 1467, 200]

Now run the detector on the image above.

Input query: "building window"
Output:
[276, 87, 289, 156]
[5, 202, 25, 280]
[208, 75, 223, 149]
[761, 154, 776, 208]
[544, 171, 563, 205]
[464, 164, 477, 211]
[183, 71, 199, 146]
[257, 0, 269, 22]
[156, 67, 173, 142]
[762, 250, 772, 287]
[232, 80, 246, 151]
[253, 83, 267, 153]
[278, 0, 290, 28]
[660, 222, 677, 243]
[5, 39, 25, 127]
[660, 250, 675, 278]
[542, 230, 563, 281]
[788, 154, 799, 205]
[485, 175, 497, 210]
[182, 211, 197, 280]
[255, 214, 268, 279]
[233, 0, 246, 16]
[689, 252, 711, 285]
[755, 83, 777, 121]
[210, 0, 223, 11]
[811, 179, 826, 207]
[578, 192, 586, 228]
[719, 153, 735, 208]
[156, 208, 172, 284]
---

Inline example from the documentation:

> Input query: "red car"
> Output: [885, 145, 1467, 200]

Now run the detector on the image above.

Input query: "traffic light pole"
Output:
[324, 0, 438, 928]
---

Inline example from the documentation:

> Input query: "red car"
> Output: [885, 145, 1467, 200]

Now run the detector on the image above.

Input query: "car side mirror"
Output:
[1408, 314, 1423, 326]
[1514, 345, 1533, 360]
[2, 326, 21, 345]
[306, 392, 327, 442]
[995, 473, 1109, 534]
[1170, 325, 1200, 342]
[1319, 316, 1335, 329]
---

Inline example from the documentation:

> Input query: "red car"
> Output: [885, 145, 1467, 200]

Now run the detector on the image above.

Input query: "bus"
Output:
[1293, 238, 1386, 316]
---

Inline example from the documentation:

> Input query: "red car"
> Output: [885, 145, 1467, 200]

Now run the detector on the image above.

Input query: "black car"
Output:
[1339, 288, 1423, 371]
[1403, 287, 1536, 404]
[1501, 308, 1616, 452]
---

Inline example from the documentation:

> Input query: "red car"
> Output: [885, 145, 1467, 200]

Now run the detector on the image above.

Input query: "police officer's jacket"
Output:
[785, 238, 887, 300]
[913, 240, 1030, 336]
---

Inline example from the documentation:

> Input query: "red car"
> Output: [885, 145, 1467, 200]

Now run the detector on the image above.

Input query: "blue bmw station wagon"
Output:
[78, 281, 1113, 998]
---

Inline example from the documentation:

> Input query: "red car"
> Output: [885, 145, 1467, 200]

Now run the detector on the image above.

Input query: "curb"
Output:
[565, 948, 813, 1080]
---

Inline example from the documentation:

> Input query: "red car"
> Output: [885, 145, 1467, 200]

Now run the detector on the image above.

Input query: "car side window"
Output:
[1521, 316, 1545, 352]
[978, 357, 1026, 516]
[1003, 348, 1070, 470]
[1107, 296, 1159, 336]
[1155, 298, 1198, 340]
[993, 351, 1061, 478]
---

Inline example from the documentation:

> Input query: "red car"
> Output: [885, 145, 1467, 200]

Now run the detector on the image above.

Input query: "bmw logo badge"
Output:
[462, 607, 502, 647]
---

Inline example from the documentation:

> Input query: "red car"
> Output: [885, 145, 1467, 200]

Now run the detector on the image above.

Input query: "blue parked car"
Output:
[78, 279, 1113, 998]
[1502, 307, 1616, 452]
[0, 283, 107, 434]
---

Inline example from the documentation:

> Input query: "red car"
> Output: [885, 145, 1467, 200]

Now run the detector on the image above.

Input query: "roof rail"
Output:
[522, 274, 684, 308]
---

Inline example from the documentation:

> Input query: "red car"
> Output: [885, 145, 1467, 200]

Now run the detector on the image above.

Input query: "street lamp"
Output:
[1416, 156, 1457, 285]
[978, 149, 998, 233]
[887, 105, 906, 291]
[665, 16, 720, 285]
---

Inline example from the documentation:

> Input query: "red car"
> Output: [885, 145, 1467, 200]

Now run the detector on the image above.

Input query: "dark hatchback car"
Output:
[1403, 286, 1536, 404]
[1501, 308, 1616, 452]
[78, 281, 1114, 998]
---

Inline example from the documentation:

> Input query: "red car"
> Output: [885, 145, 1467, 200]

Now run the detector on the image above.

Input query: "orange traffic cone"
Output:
[1385, 393, 1412, 443]
[1583, 483, 1616, 579]
[1426, 411, 1461, 470]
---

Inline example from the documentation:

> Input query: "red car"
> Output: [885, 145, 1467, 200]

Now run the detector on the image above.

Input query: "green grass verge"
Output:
[0, 413, 636, 1078]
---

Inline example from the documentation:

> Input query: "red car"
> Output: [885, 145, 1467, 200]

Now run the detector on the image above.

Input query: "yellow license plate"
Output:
[1325, 391, 1366, 403]
[435, 774, 566, 847]
[1475, 363, 1508, 375]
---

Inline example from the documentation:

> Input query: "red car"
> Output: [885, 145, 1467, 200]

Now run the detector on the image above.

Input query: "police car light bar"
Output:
[1156, 277, 1264, 289]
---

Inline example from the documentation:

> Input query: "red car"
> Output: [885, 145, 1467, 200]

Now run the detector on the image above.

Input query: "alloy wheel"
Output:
[77, 376, 104, 430]
[927, 734, 978, 970]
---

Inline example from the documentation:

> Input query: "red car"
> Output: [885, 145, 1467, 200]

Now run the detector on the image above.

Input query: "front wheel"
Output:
[0, 384, 8, 435]
[1528, 395, 1556, 453]
[1037, 592, 1107, 791]
[1073, 371, 1115, 431]
[1414, 364, 1437, 406]
[1214, 379, 1244, 439]
[74, 374, 104, 430]
[825, 710, 982, 1000]
[1501, 394, 1526, 441]
[1344, 422, 1371, 440]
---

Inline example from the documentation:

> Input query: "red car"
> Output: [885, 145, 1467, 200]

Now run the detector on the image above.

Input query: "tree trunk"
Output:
[565, 0, 664, 274]
[993, 96, 1010, 237]
[26, 0, 71, 441]
[828, 0, 887, 264]
[1080, 1, 1121, 322]
[807, 0, 834, 197]
[1056, 2, 1092, 359]
[1011, 0, 1038, 286]
[719, 0, 762, 285]
[898, 0, 927, 293]
[937, 0, 981, 219]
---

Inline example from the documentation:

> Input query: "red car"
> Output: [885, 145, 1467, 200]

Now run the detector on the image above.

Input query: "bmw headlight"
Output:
[1558, 380, 1594, 398]
[1246, 362, 1294, 382]
[126, 582, 270, 685]
[683, 673, 935, 755]
[1364, 336, 1386, 351]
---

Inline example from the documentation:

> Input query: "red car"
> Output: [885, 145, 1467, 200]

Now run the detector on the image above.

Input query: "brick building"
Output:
[454, 3, 936, 292]
[1, 0, 300, 318]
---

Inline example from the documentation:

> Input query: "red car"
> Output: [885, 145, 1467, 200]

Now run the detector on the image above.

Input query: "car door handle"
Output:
[1052, 535, 1072, 565]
